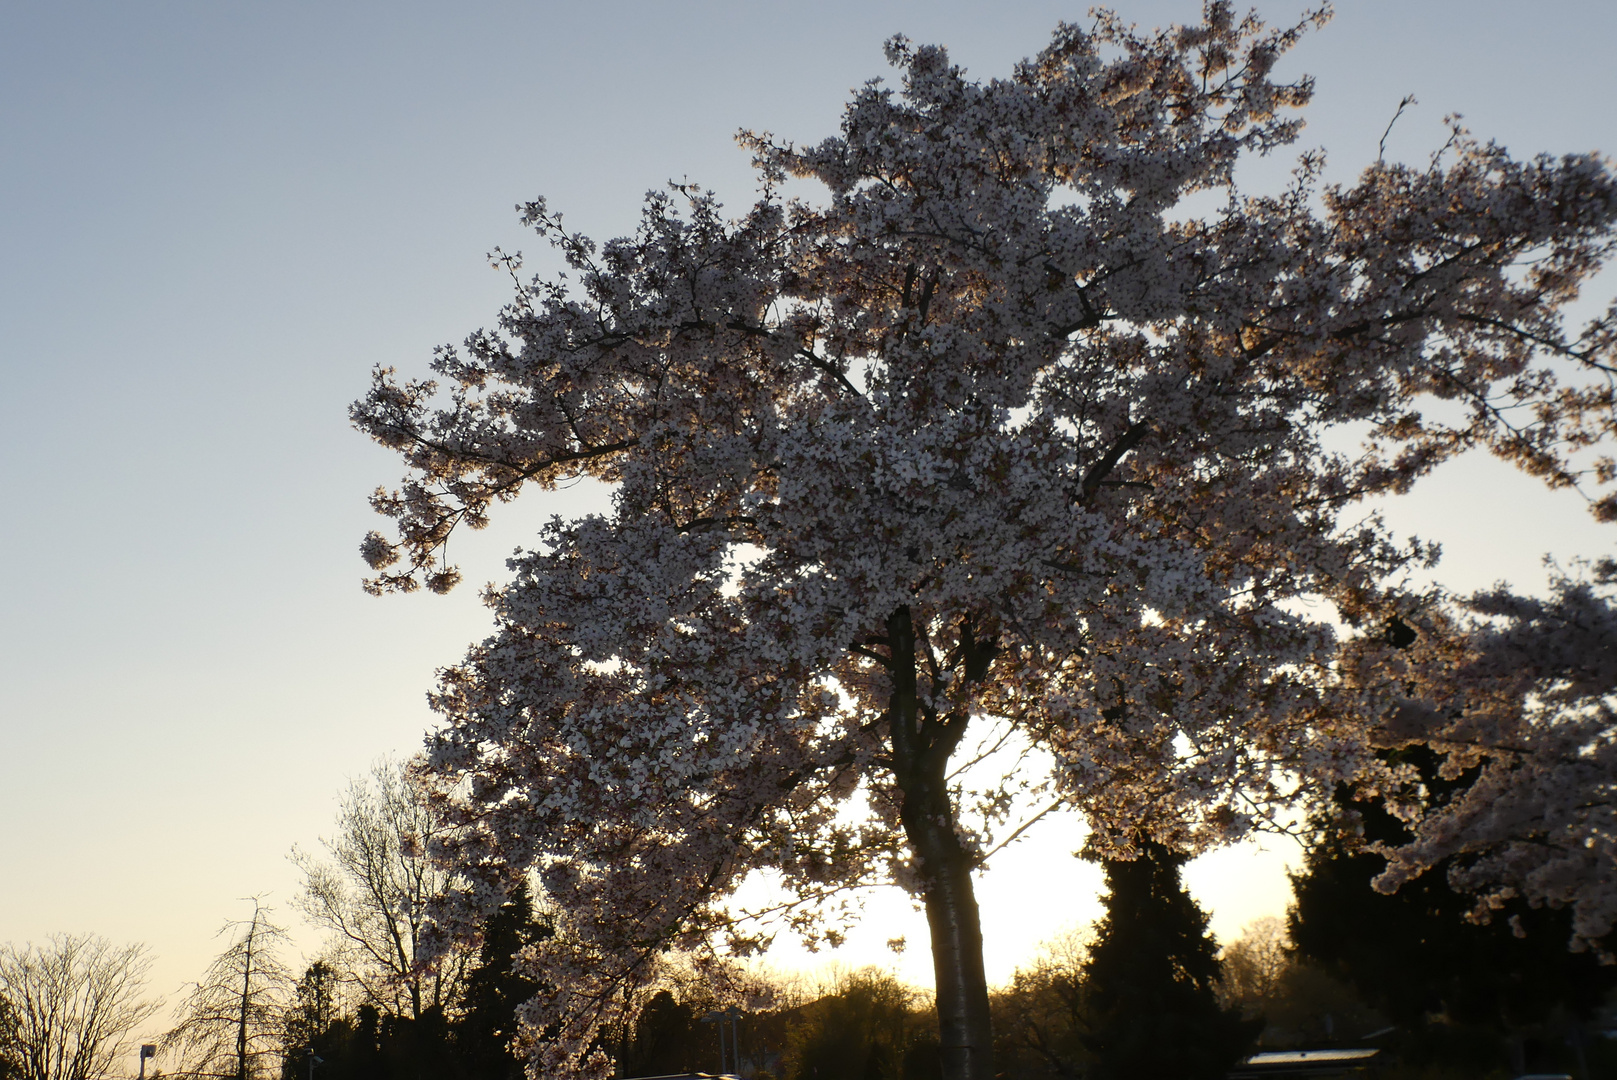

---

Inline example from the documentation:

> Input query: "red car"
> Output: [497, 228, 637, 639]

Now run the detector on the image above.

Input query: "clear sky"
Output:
[3, 0, 1616, 1068]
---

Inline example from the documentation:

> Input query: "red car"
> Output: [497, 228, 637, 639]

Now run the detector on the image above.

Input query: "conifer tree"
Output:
[615, 991, 702, 1079]
[0, 995, 20, 1080]
[1289, 753, 1616, 1076]
[454, 882, 551, 1079]
[279, 886, 553, 1080]
[1080, 841, 1259, 1080]
[279, 962, 343, 1080]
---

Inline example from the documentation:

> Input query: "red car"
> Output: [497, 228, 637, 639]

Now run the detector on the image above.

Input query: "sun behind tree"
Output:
[352, 3, 1617, 1077]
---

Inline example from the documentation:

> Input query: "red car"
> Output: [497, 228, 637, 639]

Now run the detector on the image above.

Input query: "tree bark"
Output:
[886, 607, 995, 1080]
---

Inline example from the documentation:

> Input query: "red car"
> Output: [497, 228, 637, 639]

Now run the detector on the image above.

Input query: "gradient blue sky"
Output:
[4, 0, 1616, 1065]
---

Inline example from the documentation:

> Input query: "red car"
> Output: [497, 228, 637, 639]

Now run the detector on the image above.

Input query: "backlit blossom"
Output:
[353, 5, 1617, 1076]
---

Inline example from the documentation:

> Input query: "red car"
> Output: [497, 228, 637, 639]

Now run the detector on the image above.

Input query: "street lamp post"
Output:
[729, 1007, 743, 1075]
[700, 1007, 744, 1076]
[138, 1044, 156, 1080]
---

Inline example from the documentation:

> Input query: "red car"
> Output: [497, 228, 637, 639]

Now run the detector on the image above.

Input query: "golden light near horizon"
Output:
[2, 2, 1615, 1075]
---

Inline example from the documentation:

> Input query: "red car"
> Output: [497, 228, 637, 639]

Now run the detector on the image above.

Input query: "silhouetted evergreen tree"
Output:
[455, 882, 552, 1079]
[0, 994, 20, 1080]
[1079, 840, 1260, 1080]
[284, 998, 462, 1080]
[342, 1004, 390, 1079]
[1289, 747, 1617, 1077]
[615, 990, 706, 1078]
[282, 961, 343, 1080]
[281, 883, 552, 1080]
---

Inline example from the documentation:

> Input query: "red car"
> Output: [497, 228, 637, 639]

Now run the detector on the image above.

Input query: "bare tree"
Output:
[162, 900, 294, 1080]
[0, 933, 161, 1080]
[1217, 917, 1291, 1016]
[292, 757, 471, 1021]
[992, 931, 1091, 1080]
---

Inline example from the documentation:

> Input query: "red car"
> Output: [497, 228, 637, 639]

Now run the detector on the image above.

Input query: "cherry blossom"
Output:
[1348, 564, 1617, 953]
[353, 5, 1617, 1077]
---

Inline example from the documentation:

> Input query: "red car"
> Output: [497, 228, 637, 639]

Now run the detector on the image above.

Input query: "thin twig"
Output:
[1378, 94, 1418, 163]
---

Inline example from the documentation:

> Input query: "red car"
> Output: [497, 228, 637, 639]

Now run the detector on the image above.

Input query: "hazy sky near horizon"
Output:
[4, 0, 1617, 1066]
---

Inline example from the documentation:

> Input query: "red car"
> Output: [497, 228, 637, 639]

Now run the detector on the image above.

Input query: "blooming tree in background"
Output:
[352, 4, 1617, 1077]
[1348, 564, 1617, 952]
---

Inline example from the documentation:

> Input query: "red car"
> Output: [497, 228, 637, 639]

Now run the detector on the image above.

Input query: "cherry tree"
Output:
[352, 5, 1617, 1077]
[1349, 563, 1617, 953]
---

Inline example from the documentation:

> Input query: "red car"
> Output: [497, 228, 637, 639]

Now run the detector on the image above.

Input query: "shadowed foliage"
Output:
[1289, 750, 1617, 1077]
[1079, 841, 1260, 1080]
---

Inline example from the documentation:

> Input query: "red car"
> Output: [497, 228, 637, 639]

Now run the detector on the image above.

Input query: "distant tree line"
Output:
[625, 839, 1280, 1080]
[276, 882, 549, 1080]
[160, 759, 554, 1080]
[5, 748, 1616, 1080]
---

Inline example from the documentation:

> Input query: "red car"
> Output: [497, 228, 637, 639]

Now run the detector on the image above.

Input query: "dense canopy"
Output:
[353, 5, 1617, 1077]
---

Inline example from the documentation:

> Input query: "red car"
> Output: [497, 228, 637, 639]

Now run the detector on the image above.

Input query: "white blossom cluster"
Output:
[1343, 564, 1617, 952]
[352, 5, 1617, 1075]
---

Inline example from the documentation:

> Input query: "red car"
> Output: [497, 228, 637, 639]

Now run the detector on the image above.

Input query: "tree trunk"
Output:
[886, 607, 995, 1080]
[899, 758, 995, 1080]
[238, 914, 254, 1080]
